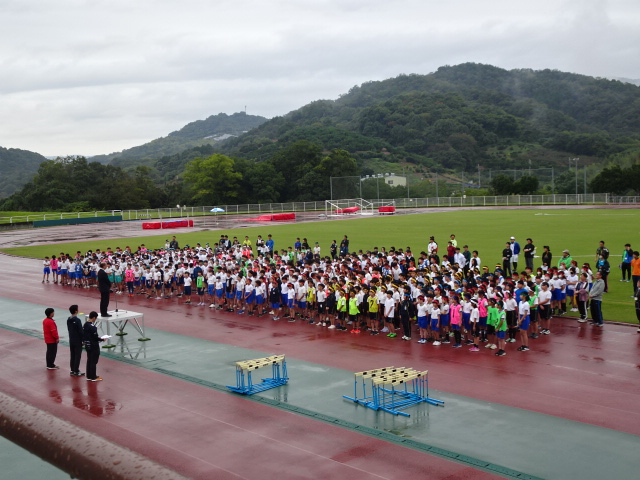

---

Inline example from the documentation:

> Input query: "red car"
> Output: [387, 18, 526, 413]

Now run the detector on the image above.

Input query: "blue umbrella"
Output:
[210, 207, 225, 213]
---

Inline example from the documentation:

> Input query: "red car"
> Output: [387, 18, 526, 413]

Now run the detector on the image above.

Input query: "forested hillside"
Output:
[91, 112, 267, 164]
[3, 63, 640, 211]
[0, 147, 48, 197]
[217, 63, 640, 174]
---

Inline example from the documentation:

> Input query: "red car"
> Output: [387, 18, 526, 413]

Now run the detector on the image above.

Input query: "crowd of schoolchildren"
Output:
[40, 233, 640, 354]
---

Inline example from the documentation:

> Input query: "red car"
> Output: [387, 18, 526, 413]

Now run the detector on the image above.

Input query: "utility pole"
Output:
[569, 158, 580, 195]
[435, 172, 439, 198]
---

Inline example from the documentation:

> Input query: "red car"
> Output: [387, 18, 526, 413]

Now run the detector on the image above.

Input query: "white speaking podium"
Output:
[91, 310, 150, 348]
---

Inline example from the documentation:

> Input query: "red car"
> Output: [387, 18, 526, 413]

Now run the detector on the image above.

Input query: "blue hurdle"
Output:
[343, 366, 444, 416]
[226, 354, 289, 395]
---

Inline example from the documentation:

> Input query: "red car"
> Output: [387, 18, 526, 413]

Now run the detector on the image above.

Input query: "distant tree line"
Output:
[589, 164, 640, 195]
[0, 142, 360, 211]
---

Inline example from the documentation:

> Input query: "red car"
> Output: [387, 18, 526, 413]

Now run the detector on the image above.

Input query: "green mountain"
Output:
[90, 112, 268, 165]
[0, 147, 48, 198]
[215, 63, 640, 174]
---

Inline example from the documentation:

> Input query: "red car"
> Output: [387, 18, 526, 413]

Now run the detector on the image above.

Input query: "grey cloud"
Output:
[0, 0, 638, 156]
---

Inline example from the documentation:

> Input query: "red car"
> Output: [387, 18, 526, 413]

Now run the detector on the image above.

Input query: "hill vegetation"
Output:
[217, 63, 640, 174]
[90, 112, 267, 164]
[2, 63, 639, 211]
[0, 147, 49, 198]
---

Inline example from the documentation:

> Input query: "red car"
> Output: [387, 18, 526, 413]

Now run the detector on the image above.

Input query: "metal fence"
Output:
[2, 193, 639, 225]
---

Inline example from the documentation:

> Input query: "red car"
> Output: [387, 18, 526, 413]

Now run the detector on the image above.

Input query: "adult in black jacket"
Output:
[97, 262, 112, 317]
[541, 246, 553, 270]
[67, 304, 84, 376]
[399, 289, 414, 341]
[339, 235, 349, 257]
[83, 311, 104, 381]
[523, 238, 535, 271]
[502, 243, 513, 277]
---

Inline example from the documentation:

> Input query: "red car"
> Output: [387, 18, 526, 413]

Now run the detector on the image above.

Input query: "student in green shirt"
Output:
[485, 298, 499, 350]
[196, 271, 205, 305]
[528, 289, 540, 339]
[335, 289, 347, 331]
[494, 301, 508, 356]
[348, 290, 360, 334]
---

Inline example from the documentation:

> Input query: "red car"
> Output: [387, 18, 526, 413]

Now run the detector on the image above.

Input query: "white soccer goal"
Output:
[324, 198, 375, 217]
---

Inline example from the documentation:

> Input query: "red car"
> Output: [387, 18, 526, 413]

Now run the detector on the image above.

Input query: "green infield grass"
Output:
[2, 208, 639, 323]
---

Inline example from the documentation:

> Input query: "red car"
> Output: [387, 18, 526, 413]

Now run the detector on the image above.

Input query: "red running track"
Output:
[4, 253, 640, 437]
[0, 329, 497, 480]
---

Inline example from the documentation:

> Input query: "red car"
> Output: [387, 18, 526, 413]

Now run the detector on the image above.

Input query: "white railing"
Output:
[2, 193, 639, 225]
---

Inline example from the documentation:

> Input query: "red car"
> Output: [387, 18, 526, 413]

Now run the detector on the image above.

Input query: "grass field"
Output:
[2, 208, 639, 323]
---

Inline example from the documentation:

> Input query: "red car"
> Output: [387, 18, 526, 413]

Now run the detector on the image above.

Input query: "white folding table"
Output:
[89, 310, 150, 348]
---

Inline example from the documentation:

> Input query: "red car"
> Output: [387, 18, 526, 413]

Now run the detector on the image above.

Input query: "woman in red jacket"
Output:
[43, 307, 59, 369]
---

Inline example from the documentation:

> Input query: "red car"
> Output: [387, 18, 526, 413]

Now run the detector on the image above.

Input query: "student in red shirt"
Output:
[43, 307, 60, 369]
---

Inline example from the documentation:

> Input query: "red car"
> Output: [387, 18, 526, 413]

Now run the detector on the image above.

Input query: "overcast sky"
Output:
[1, 0, 638, 156]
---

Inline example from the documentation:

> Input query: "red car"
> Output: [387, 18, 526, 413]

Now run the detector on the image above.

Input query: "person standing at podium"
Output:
[97, 262, 112, 317]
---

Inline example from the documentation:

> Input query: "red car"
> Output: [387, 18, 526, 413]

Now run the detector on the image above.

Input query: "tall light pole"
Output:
[569, 158, 580, 195]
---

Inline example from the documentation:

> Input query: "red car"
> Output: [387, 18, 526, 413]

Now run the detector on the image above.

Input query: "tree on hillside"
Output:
[297, 149, 359, 200]
[490, 174, 515, 195]
[589, 165, 640, 194]
[269, 141, 323, 200]
[183, 154, 242, 205]
[513, 175, 539, 194]
[238, 161, 285, 203]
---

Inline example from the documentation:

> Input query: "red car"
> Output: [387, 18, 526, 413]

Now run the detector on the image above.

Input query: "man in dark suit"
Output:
[83, 311, 104, 381]
[97, 262, 112, 317]
[67, 304, 84, 376]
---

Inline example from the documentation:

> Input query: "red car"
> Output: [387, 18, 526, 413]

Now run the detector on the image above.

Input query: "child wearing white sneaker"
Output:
[430, 300, 441, 345]
[416, 296, 429, 343]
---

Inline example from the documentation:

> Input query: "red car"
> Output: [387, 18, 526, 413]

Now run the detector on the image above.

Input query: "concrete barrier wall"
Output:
[0, 391, 188, 480]
[33, 215, 123, 228]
